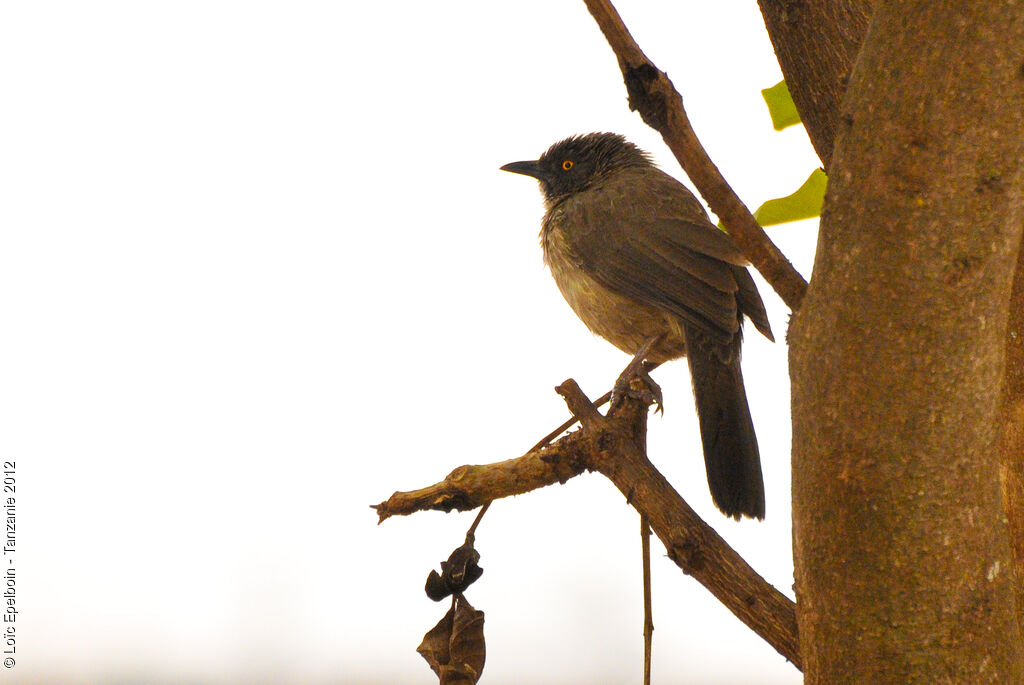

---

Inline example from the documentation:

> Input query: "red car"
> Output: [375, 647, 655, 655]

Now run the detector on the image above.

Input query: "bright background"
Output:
[0, 2, 820, 684]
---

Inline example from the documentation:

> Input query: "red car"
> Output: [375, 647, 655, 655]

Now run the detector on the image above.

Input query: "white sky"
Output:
[0, 2, 821, 684]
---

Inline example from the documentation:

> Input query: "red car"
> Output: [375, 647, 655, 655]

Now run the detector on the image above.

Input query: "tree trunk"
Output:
[999, 250, 1024, 629]
[789, 2, 1024, 682]
[757, 0, 872, 168]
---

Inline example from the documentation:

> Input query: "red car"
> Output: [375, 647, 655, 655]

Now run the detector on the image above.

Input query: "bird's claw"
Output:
[611, 358, 664, 414]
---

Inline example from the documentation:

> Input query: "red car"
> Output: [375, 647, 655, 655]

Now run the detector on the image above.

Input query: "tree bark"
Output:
[789, 2, 1024, 682]
[999, 251, 1024, 628]
[757, 0, 872, 168]
[758, 0, 1024, 648]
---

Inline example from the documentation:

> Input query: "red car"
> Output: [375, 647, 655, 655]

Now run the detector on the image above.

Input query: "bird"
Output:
[501, 132, 774, 520]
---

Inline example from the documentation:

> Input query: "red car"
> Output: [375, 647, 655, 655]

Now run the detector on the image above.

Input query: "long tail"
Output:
[684, 325, 765, 520]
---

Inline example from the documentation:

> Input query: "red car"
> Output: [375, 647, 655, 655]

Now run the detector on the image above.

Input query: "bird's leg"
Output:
[612, 336, 664, 414]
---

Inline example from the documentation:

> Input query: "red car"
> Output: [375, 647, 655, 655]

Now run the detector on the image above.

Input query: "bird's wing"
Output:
[559, 170, 755, 345]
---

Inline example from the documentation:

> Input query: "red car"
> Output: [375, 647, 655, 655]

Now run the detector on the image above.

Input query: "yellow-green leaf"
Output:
[761, 80, 801, 131]
[753, 169, 828, 226]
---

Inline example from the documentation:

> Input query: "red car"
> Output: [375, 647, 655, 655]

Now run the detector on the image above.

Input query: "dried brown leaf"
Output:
[417, 596, 486, 684]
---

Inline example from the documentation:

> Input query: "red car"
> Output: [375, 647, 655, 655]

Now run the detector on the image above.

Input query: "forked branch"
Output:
[374, 383, 801, 667]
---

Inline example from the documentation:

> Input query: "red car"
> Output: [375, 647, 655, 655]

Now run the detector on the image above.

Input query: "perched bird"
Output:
[501, 133, 774, 520]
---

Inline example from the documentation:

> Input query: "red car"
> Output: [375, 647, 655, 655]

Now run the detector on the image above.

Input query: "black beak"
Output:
[500, 160, 544, 180]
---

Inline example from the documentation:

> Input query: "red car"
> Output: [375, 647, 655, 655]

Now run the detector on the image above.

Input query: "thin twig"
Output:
[641, 514, 653, 685]
[465, 501, 491, 542]
[582, 0, 809, 311]
[528, 390, 612, 453]
[532, 363, 664, 453]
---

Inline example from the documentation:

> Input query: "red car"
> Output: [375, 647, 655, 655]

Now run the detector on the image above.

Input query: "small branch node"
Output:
[555, 379, 604, 429]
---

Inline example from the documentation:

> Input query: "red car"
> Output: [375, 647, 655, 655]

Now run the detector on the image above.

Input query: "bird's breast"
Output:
[541, 212, 687, 363]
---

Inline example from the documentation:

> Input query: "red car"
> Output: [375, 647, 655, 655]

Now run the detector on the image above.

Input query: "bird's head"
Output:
[501, 132, 653, 204]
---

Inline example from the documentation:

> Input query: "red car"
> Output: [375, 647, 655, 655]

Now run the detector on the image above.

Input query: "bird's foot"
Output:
[611, 339, 664, 414]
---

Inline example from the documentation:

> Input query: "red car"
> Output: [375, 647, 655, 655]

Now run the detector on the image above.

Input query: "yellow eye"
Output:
[561, 160, 574, 171]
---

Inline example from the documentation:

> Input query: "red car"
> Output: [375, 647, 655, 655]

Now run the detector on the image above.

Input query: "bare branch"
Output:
[554, 378, 604, 429]
[583, 0, 808, 311]
[372, 444, 589, 523]
[641, 515, 653, 685]
[374, 382, 801, 667]
[561, 382, 801, 668]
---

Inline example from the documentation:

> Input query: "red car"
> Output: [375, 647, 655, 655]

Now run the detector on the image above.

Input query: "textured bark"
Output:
[758, 0, 1024, 650]
[788, 2, 1024, 682]
[999, 250, 1024, 628]
[757, 0, 872, 168]
[373, 452, 588, 522]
